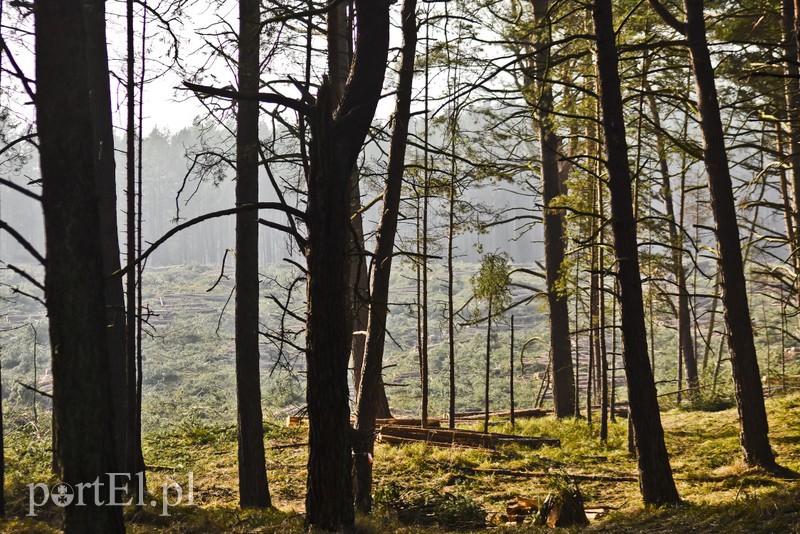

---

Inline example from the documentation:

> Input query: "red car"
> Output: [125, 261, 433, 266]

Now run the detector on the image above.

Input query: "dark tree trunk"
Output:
[35, 1, 125, 531]
[353, 0, 418, 511]
[510, 315, 515, 427]
[783, 0, 800, 299]
[420, 178, 430, 426]
[84, 0, 129, 478]
[329, 4, 393, 418]
[592, 0, 681, 505]
[448, 178, 457, 429]
[530, 0, 576, 419]
[0, 2, 4, 516]
[235, 0, 271, 508]
[682, 0, 777, 469]
[124, 0, 144, 485]
[483, 296, 493, 434]
[305, 0, 390, 528]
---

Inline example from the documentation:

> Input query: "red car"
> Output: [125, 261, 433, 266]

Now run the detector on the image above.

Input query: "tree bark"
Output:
[329, 3, 392, 417]
[35, 1, 125, 530]
[235, 0, 271, 508]
[682, 0, 776, 469]
[592, 0, 681, 505]
[305, 0, 390, 528]
[353, 0, 418, 511]
[84, 0, 130, 477]
[530, 0, 576, 419]
[783, 0, 800, 300]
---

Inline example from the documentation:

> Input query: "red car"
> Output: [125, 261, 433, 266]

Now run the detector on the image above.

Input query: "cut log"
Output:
[286, 416, 305, 427]
[375, 418, 441, 428]
[451, 408, 549, 420]
[377, 425, 560, 450]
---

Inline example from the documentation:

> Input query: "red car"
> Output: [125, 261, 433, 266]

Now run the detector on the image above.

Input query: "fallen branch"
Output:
[378, 425, 560, 450]
[272, 442, 308, 450]
[465, 467, 638, 483]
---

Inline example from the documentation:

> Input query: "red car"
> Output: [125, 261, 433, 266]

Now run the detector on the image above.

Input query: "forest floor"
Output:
[1, 392, 799, 533]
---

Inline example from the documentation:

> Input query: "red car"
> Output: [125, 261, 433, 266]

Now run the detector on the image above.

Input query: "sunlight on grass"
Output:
[1, 392, 799, 532]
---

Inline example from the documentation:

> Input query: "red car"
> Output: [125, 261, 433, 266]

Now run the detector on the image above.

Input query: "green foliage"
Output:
[470, 253, 512, 317]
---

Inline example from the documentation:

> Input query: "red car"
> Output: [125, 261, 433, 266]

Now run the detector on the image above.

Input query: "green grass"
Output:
[1, 392, 800, 532]
[2, 264, 800, 531]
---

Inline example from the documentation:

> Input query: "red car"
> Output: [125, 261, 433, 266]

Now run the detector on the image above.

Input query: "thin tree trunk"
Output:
[777, 125, 798, 272]
[644, 90, 699, 395]
[448, 177, 457, 429]
[135, 4, 147, 490]
[781, 0, 800, 298]
[790, 0, 800, 307]
[574, 257, 581, 417]
[531, 0, 576, 418]
[593, 0, 681, 505]
[510, 315, 515, 428]
[598, 197, 609, 443]
[484, 295, 493, 434]
[235, 0, 271, 508]
[447, 11, 459, 430]
[353, 0, 417, 511]
[0, 3, 4, 514]
[420, 158, 430, 428]
[125, 0, 141, 485]
[35, 1, 126, 529]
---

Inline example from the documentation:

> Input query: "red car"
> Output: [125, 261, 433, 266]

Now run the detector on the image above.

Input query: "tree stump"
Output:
[536, 487, 589, 528]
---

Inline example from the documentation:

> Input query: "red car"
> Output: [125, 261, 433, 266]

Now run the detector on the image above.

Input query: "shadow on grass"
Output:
[587, 485, 800, 534]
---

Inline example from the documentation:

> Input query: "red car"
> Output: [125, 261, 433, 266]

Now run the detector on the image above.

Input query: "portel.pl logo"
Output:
[28, 472, 194, 517]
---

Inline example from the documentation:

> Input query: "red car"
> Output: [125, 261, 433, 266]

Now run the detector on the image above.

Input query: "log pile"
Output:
[377, 425, 560, 450]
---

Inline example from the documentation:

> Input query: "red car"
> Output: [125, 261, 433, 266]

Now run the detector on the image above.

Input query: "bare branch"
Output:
[182, 81, 311, 116]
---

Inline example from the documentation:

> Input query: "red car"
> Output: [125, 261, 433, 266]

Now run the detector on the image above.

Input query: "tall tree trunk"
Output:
[782, 0, 800, 299]
[530, 0, 576, 418]
[644, 90, 699, 394]
[353, 0, 418, 510]
[447, 170, 457, 429]
[0, 1, 4, 515]
[483, 296, 493, 434]
[510, 315, 515, 427]
[592, 0, 681, 505]
[85, 0, 129, 478]
[777, 125, 798, 274]
[682, 0, 777, 469]
[329, 3, 392, 417]
[35, 1, 125, 530]
[235, 0, 271, 508]
[305, 0, 390, 528]
[598, 186, 609, 442]
[446, 11, 460, 430]
[0, 357, 3, 517]
[420, 164, 430, 426]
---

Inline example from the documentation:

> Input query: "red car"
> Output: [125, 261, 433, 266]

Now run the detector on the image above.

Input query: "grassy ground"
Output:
[0, 392, 798, 533]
